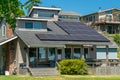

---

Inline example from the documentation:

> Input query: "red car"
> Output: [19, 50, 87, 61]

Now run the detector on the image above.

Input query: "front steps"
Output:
[29, 67, 59, 76]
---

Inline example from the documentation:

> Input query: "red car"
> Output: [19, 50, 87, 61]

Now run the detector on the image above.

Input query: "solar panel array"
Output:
[36, 34, 109, 42]
[36, 21, 110, 42]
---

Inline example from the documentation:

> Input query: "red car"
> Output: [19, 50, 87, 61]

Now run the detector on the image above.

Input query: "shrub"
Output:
[59, 59, 88, 75]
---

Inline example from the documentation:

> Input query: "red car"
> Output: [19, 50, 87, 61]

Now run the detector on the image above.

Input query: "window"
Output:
[25, 22, 42, 29]
[48, 48, 55, 60]
[2, 25, 6, 36]
[25, 22, 33, 29]
[33, 22, 42, 29]
[74, 48, 81, 58]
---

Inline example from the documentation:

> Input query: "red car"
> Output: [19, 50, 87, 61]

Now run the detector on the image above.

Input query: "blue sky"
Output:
[20, 0, 120, 15]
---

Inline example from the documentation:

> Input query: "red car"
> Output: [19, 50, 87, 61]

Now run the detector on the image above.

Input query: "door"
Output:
[65, 48, 71, 59]
[29, 48, 37, 66]
[84, 48, 89, 59]
[39, 48, 47, 63]
[57, 49, 62, 60]
[107, 26, 112, 34]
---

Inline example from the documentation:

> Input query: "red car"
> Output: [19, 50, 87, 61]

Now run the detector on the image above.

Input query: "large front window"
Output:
[25, 22, 42, 29]
[74, 48, 81, 58]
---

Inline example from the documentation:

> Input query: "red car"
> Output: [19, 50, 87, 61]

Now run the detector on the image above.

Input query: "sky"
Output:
[20, 0, 120, 16]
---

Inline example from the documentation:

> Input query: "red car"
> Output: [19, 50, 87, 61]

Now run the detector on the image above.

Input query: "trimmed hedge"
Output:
[59, 59, 88, 75]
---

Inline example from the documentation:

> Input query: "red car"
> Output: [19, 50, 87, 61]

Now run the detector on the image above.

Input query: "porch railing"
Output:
[56, 61, 61, 73]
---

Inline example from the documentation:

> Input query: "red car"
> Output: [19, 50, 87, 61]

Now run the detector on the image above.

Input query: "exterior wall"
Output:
[96, 48, 117, 59]
[30, 9, 59, 21]
[6, 23, 13, 38]
[16, 38, 28, 74]
[17, 20, 47, 30]
[4, 39, 17, 75]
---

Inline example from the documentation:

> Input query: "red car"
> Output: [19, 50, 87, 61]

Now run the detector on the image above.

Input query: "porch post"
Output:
[71, 46, 74, 59]
[55, 48, 58, 62]
[81, 45, 84, 58]
[106, 45, 109, 63]
[62, 48, 65, 59]
[26, 48, 29, 68]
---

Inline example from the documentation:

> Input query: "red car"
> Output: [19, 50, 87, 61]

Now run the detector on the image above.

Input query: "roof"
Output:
[0, 36, 17, 46]
[59, 11, 81, 16]
[15, 21, 110, 48]
[82, 8, 120, 17]
[28, 6, 61, 16]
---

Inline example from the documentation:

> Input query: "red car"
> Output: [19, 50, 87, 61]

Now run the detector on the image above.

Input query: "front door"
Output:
[84, 48, 89, 59]
[65, 48, 71, 59]
[57, 49, 62, 60]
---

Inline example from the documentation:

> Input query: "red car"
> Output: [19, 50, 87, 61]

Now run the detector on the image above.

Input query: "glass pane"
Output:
[57, 49, 62, 60]
[48, 48, 55, 60]
[25, 22, 33, 29]
[33, 22, 42, 29]
[29, 48, 36, 63]
[74, 48, 81, 58]
[65, 48, 71, 59]
[39, 48, 46, 62]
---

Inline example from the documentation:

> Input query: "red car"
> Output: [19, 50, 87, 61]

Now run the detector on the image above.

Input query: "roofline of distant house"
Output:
[17, 17, 49, 21]
[28, 6, 61, 16]
[82, 8, 120, 17]
[59, 11, 81, 16]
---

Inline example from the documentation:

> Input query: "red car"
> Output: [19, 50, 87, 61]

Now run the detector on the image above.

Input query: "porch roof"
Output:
[0, 36, 17, 46]
[15, 21, 111, 48]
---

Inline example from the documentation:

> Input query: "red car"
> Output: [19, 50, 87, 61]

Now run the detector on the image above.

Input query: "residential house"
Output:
[0, 19, 17, 75]
[58, 11, 81, 20]
[81, 8, 120, 34]
[14, 6, 118, 75]
[0, 6, 119, 76]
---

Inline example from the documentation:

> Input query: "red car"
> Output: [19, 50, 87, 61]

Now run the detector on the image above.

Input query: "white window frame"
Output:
[1, 25, 6, 37]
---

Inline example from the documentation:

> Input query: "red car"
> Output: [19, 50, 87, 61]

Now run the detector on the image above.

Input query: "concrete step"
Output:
[30, 67, 59, 76]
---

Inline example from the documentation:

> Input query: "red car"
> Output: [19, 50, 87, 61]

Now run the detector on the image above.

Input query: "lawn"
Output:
[1, 75, 120, 80]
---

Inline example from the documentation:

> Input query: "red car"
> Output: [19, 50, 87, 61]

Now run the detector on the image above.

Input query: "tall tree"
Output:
[23, 0, 41, 12]
[0, 0, 24, 29]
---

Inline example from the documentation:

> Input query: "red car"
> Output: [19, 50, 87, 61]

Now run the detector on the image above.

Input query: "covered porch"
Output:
[25, 45, 110, 68]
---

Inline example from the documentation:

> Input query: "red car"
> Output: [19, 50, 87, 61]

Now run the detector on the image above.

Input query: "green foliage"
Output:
[59, 59, 88, 75]
[114, 34, 120, 46]
[0, 0, 24, 29]
[23, 0, 41, 12]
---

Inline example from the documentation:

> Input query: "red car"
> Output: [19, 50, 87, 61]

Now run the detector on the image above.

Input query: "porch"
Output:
[24, 45, 110, 68]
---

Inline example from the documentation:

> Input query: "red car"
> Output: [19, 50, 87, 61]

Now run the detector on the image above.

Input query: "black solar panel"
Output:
[35, 21, 110, 42]
[36, 34, 109, 42]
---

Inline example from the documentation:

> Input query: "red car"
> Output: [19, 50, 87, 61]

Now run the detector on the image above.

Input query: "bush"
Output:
[59, 59, 88, 75]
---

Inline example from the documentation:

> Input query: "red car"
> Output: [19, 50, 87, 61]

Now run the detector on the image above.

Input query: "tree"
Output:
[23, 0, 41, 12]
[114, 34, 120, 47]
[0, 0, 24, 29]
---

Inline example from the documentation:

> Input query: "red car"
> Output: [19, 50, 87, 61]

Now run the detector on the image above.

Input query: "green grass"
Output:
[1, 75, 120, 80]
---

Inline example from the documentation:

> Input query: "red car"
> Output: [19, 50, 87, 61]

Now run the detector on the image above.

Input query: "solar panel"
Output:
[35, 21, 110, 42]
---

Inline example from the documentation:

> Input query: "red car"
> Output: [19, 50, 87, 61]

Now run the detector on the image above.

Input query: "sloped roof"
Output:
[15, 21, 110, 48]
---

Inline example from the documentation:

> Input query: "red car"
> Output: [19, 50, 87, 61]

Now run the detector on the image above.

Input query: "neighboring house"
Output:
[58, 11, 81, 20]
[81, 8, 120, 34]
[0, 19, 17, 75]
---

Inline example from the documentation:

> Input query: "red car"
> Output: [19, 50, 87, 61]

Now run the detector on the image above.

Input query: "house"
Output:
[81, 8, 120, 34]
[0, 6, 119, 75]
[58, 11, 81, 20]
[14, 6, 119, 75]
[0, 19, 17, 75]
